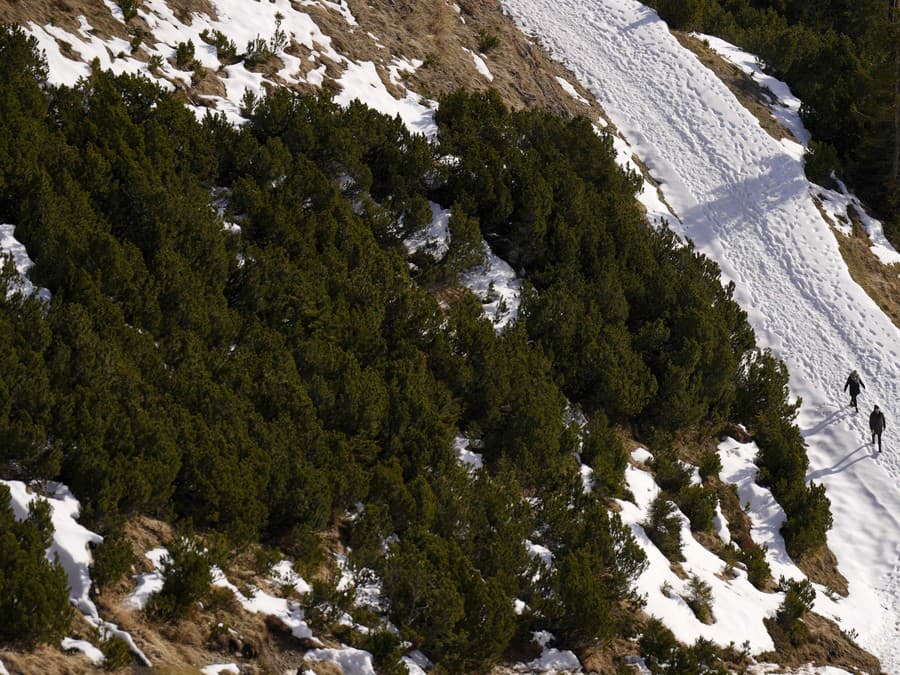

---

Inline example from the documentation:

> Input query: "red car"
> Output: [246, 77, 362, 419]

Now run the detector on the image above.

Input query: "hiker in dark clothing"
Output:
[844, 370, 865, 411]
[870, 405, 886, 452]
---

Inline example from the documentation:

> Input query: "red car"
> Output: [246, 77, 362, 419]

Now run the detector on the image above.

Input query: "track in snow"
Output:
[501, 0, 900, 667]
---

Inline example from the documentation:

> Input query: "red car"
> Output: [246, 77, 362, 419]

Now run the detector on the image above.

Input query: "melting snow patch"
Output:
[212, 567, 318, 642]
[555, 76, 589, 105]
[1, 480, 150, 665]
[694, 33, 809, 147]
[517, 631, 581, 673]
[464, 48, 494, 81]
[387, 56, 423, 86]
[405, 202, 451, 261]
[271, 559, 312, 594]
[200, 665, 240, 675]
[459, 241, 522, 330]
[61, 638, 105, 664]
[127, 547, 168, 610]
[335, 60, 438, 140]
[712, 500, 730, 544]
[815, 180, 900, 266]
[630, 447, 653, 464]
[0, 224, 52, 302]
[305, 646, 376, 675]
[453, 435, 484, 471]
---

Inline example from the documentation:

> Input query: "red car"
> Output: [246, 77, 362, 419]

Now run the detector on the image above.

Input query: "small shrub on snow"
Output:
[643, 495, 684, 561]
[146, 536, 212, 620]
[741, 544, 771, 590]
[776, 576, 815, 630]
[677, 484, 717, 532]
[685, 574, 714, 624]
[697, 449, 722, 482]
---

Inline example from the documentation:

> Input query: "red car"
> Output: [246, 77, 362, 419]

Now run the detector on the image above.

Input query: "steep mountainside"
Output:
[1, 0, 899, 673]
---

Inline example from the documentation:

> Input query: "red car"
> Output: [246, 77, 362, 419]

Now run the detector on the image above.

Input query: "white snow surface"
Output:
[516, 631, 580, 673]
[211, 565, 319, 642]
[459, 240, 522, 330]
[618, 461, 782, 651]
[500, 0, 900, 667]
[555, 76, 589, 105]
[305, 646, 376, 675]
[61, 638, 105, 664]
[405, 202, 451, 261]
[2, 481, 101, 618]
[464, 48, 494, 81]
[453, 434, 484, 470]
[0, 224, 51, 302]
[200, 665, 240, 675]
[126, 547, 168, 610]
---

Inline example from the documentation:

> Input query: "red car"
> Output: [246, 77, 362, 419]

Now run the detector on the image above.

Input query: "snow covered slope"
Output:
[499, 0, 900, 668]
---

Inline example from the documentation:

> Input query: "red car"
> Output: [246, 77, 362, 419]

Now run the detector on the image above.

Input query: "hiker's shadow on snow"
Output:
[807, 443, 873, 480]
[676, 154, 807, 251]
[623, 13, 656, 32]
[801, 407, 849, 438]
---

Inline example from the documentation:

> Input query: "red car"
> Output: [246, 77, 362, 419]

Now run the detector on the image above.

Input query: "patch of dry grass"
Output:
[828, 203, 900, 330]
[760, 611, 881, 674]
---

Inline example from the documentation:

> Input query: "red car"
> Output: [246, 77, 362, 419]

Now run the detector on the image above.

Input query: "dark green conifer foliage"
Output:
[0, 25, 830, 665]
[0, 486, 73, 645]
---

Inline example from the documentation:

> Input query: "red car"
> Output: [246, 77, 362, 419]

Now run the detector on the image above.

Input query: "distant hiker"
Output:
[870, 405, 886, 453]
[844, 370, 865, 411]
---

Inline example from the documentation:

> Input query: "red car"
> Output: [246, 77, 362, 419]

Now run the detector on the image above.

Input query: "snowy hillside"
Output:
[2, 0, 899, 672]
[500, 0, 900, 669]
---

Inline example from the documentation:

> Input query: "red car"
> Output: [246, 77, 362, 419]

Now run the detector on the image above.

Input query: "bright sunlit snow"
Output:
[61, 638, 105, 664]
[500, 0, 900, 667]
[0, 224, 51, 302]
[126, 547, 168, 610]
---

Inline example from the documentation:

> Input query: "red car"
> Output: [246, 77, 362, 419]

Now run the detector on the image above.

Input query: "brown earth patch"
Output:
[760, 611, 882, 674]
[826, 201, 900, 330]
[673, 31, 794, 143]
[0, 0, 130, 42]
[166, 0, 214, 24]
[795, 544, 848, 597]
[332, 0, 602, 119]
[578, 637, 642, 675]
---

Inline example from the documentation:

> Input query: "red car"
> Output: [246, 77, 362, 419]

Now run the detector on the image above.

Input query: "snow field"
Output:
[498, 0, 900, 667]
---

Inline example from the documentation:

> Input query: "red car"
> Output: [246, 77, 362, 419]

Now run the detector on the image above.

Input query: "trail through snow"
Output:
[501, 0, 900, 668]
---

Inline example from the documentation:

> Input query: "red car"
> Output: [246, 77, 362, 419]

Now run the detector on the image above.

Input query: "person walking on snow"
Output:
[870, 405, 886, 453]
[844, 370, 865, 411]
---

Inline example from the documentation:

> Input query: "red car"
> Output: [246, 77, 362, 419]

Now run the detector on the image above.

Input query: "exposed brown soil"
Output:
[824, 201, 900, 330]
[327, 0, 603, 119]
[795, 544, 849, 597]
[0, 0, 130, 42]
[578, 637, 643, 675]
[760, 612, 882, 674]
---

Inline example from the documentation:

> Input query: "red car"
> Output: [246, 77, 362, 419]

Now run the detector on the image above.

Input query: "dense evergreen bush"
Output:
[147, 536, 212, 620]
[0, 486, 73, 645]
[677, 484, 717, 532]
[0, 26, 828, 665]
[643, 496, 684, 561]
[91, 528, 135, 591]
